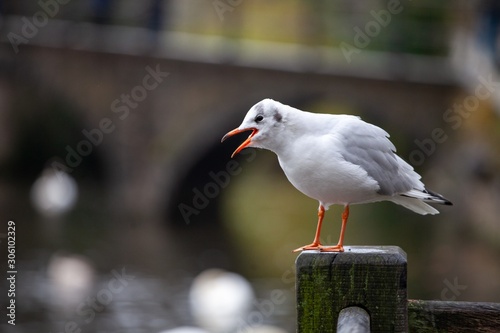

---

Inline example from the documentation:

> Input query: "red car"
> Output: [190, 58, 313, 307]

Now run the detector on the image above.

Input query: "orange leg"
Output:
[293, 204, 349, 253]
[320, 205, 349, 252]
[293, 204, 325, 252]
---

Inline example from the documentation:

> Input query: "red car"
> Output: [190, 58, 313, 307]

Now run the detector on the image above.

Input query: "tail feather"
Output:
[400, 188, 453, 206]
[390, 196, 439, 215]
[391, 188, 452, 215]
[424, 189, 453, 205]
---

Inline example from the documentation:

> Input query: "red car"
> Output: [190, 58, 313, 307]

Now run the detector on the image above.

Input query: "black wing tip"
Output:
[424, 188, 453, 206]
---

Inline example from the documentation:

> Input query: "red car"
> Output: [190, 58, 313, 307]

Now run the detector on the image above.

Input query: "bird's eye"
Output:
[255, 115, 264, 123]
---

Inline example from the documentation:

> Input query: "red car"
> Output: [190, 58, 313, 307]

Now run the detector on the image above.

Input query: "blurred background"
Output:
[0, 0, 500, 332]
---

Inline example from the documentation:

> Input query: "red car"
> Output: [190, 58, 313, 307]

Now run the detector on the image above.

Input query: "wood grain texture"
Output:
[408, 300, 500, 333]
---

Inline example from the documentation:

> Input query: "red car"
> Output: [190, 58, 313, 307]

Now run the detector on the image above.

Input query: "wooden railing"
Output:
[295, 246, 500, 332]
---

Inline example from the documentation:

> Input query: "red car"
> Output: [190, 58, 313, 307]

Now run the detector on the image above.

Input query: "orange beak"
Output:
[221, 128, 258, 158]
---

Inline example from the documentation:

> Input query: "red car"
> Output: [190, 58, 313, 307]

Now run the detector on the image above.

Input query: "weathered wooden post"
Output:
[296, 246, 407, 333]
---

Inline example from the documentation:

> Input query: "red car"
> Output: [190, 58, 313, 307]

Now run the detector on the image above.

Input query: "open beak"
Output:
[221, 128, 258, 158]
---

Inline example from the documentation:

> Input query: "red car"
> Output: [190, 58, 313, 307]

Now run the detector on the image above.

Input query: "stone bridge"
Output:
[0, 30, 458, 231]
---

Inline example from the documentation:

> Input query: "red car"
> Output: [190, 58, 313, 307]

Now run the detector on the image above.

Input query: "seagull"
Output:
[221, 99, 452, 252]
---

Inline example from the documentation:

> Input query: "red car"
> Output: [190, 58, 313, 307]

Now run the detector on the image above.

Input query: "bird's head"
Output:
[221, 99, 286, 157]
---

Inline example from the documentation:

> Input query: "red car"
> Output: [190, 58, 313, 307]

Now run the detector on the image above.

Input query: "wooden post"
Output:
[296, 246, 407, 333]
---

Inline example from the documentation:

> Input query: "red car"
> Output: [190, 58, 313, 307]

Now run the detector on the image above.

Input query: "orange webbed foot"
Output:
[293, 243, 321, 252]
[293, 243, 344, 253]
[318, 245, 344, 252]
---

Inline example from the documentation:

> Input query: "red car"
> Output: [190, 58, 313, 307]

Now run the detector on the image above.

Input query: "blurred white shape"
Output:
[189, 269, 255, 333]
[159, 327, 209, 333]
[31, 168, 78, 217]
[47, 253, 95, 310]
[243, 325, 288, 333]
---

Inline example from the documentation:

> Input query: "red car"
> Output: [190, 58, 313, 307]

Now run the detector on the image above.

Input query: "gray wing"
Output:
[337, 118, 423, 195]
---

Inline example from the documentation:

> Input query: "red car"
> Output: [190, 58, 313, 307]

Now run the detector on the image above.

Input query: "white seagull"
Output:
[221, 99, 452, 252]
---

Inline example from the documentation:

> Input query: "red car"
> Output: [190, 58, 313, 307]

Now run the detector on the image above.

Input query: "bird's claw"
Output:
[293, 244, 344, 253]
